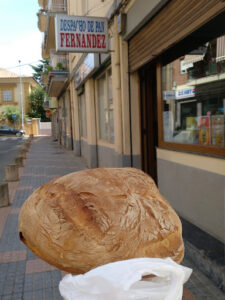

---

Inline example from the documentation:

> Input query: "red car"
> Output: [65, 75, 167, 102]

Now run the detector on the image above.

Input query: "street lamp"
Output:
[18, 60, 24, 130]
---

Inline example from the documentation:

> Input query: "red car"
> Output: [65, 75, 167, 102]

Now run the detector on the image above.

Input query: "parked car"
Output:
[0, 125, 25, 137]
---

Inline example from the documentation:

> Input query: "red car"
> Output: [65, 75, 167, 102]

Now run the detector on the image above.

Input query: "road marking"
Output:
[0, 137, 24, 141]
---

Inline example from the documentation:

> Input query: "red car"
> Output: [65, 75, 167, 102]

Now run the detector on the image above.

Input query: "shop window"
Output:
[2, 90, 13, 102]
[97, 67, 114, 143]
[161, 34, 225, 153]
[79, 93, 87, 138]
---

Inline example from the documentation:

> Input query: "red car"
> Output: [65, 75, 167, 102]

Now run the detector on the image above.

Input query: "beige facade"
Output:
[38, 1, 225, 287]
[0, 68, 39, 116]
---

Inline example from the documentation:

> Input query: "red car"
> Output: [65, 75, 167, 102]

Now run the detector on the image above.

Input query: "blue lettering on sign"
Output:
[88, 21, 94, 32]
[78, 20, 86, 32]
[60, 19, 88, 32]
[59, 18, 106, 33]
[95, 21, 104, 32]
[177, 88, 195, 99]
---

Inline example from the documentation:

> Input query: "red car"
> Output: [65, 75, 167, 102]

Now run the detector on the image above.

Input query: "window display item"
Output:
[18, 168, 184, 274]
[199, 116, 211, 145]
[211, 115, 224, 147]
[162, 34, 225, 152]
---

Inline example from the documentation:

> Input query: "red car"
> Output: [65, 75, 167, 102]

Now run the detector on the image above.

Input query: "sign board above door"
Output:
[55, 14, 109, 53]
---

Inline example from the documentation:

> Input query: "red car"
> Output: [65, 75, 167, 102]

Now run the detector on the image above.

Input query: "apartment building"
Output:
[38, 0, 225, 291]
[0, 68, 39, 117]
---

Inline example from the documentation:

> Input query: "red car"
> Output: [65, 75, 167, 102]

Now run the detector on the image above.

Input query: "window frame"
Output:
[95, 66, 114, 144]
[2, 90, 13, 102]
[0, 86, 14, 104]
[156, 60, 225, 157]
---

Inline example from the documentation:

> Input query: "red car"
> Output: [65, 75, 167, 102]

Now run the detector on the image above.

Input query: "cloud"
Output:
[0, 31, 43, 76]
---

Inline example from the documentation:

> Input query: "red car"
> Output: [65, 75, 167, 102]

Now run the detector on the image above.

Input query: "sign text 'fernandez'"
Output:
[55, 15, 109, 53]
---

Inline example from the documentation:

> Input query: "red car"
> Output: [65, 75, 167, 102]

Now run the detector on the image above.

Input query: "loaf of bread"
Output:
[18, 168, 184, 273]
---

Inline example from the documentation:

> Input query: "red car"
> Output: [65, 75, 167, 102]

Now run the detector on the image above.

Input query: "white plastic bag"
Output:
[59, 257, 192, 300]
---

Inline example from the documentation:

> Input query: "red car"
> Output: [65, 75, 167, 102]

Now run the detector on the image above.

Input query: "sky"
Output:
[0, 0, 42, 76]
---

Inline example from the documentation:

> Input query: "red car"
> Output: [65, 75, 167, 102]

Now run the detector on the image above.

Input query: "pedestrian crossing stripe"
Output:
[0, 137, 23, 141]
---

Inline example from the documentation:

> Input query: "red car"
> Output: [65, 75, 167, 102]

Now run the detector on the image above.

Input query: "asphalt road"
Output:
[0, 136, 26, 181]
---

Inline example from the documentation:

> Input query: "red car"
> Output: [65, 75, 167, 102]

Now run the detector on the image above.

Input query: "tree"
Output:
[0, 105, 21, 124]
[30, 59, 52, 86]
[28, 86, 50, 121]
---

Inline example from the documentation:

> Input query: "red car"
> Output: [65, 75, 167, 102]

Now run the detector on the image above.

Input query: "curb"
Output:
[184, 240, 225, 293]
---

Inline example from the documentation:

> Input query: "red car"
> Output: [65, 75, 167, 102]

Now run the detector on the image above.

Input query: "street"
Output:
[0, 137, 26, 181]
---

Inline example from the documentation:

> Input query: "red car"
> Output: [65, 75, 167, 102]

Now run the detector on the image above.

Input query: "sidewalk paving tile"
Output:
[0, 207, 10, 239]
[0, 250, 27, 264]
[26, 259, 57, 274]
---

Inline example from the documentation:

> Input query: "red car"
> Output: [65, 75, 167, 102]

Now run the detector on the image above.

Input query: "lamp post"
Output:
[18, 60, 24, 130]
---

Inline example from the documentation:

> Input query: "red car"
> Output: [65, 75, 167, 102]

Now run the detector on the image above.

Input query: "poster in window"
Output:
[186, 117, 198, 144]
[186, 117, 197, 130]
[211, 115, 224, 147]
[198, 116, 211, 145]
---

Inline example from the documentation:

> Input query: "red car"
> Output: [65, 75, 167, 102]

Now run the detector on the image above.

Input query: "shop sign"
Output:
[163, 90, 176, 100]
[180, 60, 193, 74]
[176, 88, 195, 99]
[55, 14, 109, 53]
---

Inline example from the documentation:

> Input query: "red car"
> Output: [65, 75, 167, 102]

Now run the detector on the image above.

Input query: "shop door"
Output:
[140, 62, 158, 183]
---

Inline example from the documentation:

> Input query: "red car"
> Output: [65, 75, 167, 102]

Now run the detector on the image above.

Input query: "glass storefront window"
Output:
[97, 67, 114, 143]
[162, 35, 225, 148]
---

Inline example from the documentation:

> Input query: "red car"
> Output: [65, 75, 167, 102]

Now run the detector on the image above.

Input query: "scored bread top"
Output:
[19, 168, 184, 274]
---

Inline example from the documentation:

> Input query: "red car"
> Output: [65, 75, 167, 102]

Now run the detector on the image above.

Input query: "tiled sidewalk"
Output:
[0, 136, 224, 299]
[0, 136, 87, 300]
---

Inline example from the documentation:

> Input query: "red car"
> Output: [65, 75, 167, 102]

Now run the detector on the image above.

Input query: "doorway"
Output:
[139, 62, 158, 183]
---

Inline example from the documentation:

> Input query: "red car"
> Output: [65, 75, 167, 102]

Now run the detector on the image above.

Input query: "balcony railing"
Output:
[50, 50, 69, 71]
[48, 0, 67, 13]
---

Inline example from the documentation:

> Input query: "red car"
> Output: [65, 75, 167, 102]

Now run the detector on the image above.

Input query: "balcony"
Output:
[42, 15, 56, 58]
[38, 0, 48, 11]
[50, 50, 69, 70]
[46, 51, 69, 97]
[47, 71, 69, 97]
[37, 10, 47, 32]
[39, 0, 68, 59]
[48, 0, 67, 13]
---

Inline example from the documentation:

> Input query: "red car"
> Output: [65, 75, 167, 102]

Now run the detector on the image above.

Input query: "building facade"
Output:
[0, 68, 39, 117]
[38, 0, 225, 290]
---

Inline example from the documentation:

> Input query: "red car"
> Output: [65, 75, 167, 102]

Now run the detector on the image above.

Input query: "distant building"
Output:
[0, 68, 39, 115]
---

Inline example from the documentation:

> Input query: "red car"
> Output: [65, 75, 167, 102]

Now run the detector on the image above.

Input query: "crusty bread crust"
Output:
[18, 168, 184, 273]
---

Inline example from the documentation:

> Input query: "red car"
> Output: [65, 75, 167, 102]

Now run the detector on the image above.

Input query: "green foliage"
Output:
[30, 59, 51, 86]
[43, 65, 53, 75]
[28, 86, 50, 121]
[0, 106, 21, 123]
[55, 62, 65, 70]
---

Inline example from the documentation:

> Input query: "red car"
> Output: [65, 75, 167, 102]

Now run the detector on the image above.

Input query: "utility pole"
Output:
[18, 60, 24, 130]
